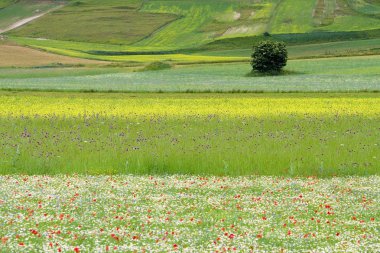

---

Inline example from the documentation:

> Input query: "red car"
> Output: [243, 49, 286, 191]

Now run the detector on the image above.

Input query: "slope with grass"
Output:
[7, 0, 178, 45]
[269, 0, 316, 34]
[199, 38, 380, 58]
[0, 0, 14, 9]
[10, 0, 380, 45]
[0, 0, 62, 33]
[3, 0, 380, 62]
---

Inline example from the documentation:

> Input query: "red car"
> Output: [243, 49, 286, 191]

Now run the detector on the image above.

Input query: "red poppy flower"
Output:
[1, 237, 8, 244]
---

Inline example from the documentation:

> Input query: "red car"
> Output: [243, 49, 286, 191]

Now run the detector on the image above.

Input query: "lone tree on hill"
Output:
[251, 41, 288, 73]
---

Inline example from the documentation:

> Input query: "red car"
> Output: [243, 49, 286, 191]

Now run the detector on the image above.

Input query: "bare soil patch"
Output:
[0, 44, 105, 67]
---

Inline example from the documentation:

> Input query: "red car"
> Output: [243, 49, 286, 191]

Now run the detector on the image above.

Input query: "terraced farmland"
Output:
[5, 0, 380, 58]
[6, 0, 177, 45]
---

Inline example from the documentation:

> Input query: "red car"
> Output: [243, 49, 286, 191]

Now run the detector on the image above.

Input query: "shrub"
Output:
[141, 61, 172, 71]
[251, 41, 288, 73]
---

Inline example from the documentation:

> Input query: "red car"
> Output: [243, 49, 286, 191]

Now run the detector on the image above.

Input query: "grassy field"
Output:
[9, 0, 258, 48]
[8, 35, 380, 65]
[7, 0, 380, 46]
[347, 0, 380, 16]
[0, 0, 12, 8]
[199, 38, 380, 58]
[0, 175, 378, 252]
[8, 36, 247, 64]
[0, 55, 379, 92]
[8, 0, 177, 45]
[0, 92, 378, 177]
[0, 1, 60, 31]
[269, 0, 316, 34]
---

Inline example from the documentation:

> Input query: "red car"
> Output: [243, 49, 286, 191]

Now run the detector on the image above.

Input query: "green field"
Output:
[8, 0, 380, 46]
[9, 35, 380, 64]
[6, 0, 177, 45]
[0, 1, 60, 31]
[0, 0, 14, 9]
[0, 55, 379, 92]
[1, 92, 378, 177]
[199, 38, 380, 58]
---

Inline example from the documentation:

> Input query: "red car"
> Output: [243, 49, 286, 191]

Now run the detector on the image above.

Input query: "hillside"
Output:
[0, 0, 62, 33]
[2, 0, 380, 63]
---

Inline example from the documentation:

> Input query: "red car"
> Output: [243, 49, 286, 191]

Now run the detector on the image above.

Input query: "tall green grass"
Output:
[0, 92, 378, 177]
[0, 0, 14, 9]
[347, 0, 380, 17]
[270, 0, 316, 34]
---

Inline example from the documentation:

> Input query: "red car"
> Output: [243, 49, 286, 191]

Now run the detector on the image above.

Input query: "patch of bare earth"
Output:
[0, 45, 105, 67]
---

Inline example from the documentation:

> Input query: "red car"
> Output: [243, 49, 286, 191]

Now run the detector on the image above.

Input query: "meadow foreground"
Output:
[0, 175, 379, 252]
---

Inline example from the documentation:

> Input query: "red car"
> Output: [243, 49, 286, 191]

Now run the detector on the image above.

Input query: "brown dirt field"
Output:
[0, 44, 105, 67]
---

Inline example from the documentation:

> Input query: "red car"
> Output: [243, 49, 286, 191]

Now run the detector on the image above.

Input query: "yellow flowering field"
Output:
[1, 92, 379, 118]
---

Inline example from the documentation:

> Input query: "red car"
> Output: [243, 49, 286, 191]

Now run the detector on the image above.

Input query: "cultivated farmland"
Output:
[0, 56, 379, 92]
[0, 0, 380, 252]
[0, 44, 104, 67]
[5, 0, 380, 62]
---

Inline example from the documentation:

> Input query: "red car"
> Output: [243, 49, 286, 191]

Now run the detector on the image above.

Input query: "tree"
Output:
[251, 41, 288, 73]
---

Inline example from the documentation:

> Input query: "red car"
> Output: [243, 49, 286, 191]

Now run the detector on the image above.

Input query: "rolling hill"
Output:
[2, 0, 380, 63]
